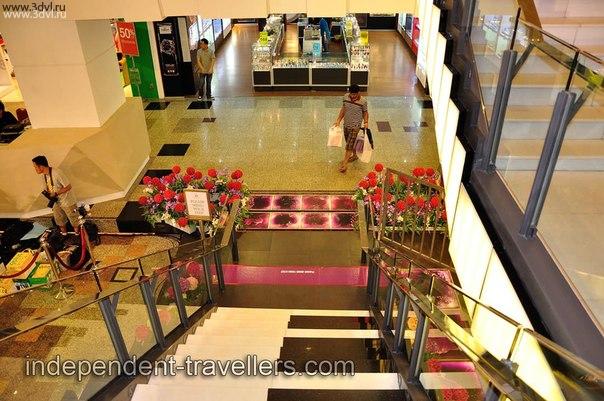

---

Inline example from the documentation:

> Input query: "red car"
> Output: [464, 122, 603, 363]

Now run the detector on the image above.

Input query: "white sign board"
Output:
[183, 189, 212, 221]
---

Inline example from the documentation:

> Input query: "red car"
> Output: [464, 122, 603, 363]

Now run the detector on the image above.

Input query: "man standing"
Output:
[334, 84, 369, 173]
[32, 156, 80, 234]
[196, 38, 216, 100]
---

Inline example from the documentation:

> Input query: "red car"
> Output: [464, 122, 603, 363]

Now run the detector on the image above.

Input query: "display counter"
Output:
[252, 14, 369, 91]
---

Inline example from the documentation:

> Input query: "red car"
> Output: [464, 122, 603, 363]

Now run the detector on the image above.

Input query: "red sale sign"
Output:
[116, 22, 139, 56]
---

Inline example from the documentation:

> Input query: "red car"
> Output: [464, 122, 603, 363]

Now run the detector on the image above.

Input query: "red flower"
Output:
[142, 176, 152, 185]
[138, 196, 148, 205]
[183, 174, 192, 184]
[387, 193, 393, 202]
[229, 195, 241, 204]
[396, 200, 406, 212]
[177, 217, 188, 227]
[151, 177, 161, 186]
[430, 196, 440, 209]
[233, 181, 242, 191]
[368, 178, 378, 188]
[231, 169, 243, 179]
[371, 192, 382, 203]
[359, 180, 370, 189]
[153, 194, 164, 203]
[204, 181, 214, 191]
[367, 171, 377, 180]
[388, 174, 395, 185]
[193, 171, 203, 180]
[219, 194, 228, 204]
[417, 197, 426, 208]
[163, 189, 175, 200]
[412, 167, 425, 177]
[208, 168, 217, 178]
[405, 195, 415, 206]
[428, 177, 437, 184]
[441, 210, 447, 221]
[426, 167, 435, 177]
[172, 165, 181, 174]
[374, 187, 383, 195]
[374, 163, 384, 172]
[174, 203, 186, 213]
[399, 175, 409, 185]
[157, 183, 166, 191]
[177, 193, 185, 202]
[186, 167, 195, 176]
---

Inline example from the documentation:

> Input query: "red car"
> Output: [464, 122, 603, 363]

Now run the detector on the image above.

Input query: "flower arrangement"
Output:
[157, 260, 207, 306]
[353, 163, 447, 232]
[138, 165, 250, 234]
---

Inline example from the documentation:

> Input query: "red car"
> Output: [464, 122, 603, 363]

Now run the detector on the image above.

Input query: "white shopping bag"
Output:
[327, 125, 343, 147]
[359, 132, 373, 163]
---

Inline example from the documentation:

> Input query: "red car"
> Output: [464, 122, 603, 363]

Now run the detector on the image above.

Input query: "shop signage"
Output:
[183, 189, 212, 221]
[312, 42, 321, 58]
[360, 30, 369, 45]
[259, 31, 269, 45]
[116, 22, 139, 57]
[156, 22, 179, 77]
[128, 67, 142, 85]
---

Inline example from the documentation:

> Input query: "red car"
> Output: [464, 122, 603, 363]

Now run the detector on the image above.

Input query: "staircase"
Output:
[472, 21, 604, 171]
[131, 307, 404, 401]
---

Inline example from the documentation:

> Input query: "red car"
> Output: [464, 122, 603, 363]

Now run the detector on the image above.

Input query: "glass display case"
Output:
[252, 43, 272, 71]
[350, 43, 370, 71]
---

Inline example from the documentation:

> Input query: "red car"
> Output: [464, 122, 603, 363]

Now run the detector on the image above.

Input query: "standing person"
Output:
[32, 156, 80, 234]
[333, 84, 369, 173]
[196, 38, 216, 100]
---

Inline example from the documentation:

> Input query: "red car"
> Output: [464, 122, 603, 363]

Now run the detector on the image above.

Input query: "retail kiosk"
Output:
[252, 15, 369, 91]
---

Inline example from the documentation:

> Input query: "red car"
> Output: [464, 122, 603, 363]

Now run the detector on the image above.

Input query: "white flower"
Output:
[161, 212, 170, 221]
[144, 187, 153, 194]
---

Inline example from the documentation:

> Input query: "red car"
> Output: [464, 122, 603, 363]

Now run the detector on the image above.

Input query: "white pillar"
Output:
[1, 18, 124, 128]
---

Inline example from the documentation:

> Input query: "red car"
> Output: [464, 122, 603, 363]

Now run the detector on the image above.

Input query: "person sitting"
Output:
[0, 101, 18, 131]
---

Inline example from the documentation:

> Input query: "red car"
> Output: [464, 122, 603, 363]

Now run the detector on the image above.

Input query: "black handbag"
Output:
[365, 128, 374, 149]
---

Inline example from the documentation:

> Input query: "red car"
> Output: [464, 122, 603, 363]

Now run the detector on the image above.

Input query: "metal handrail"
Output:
[369, 244, 604, 399]
[0, 244, 224, 343]
[0, 200, 241, 300]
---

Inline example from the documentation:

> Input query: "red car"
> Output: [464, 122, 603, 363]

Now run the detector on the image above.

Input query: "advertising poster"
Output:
[157, 22, 179, 76]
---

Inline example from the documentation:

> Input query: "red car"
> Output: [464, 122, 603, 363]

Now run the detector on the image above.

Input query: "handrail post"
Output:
[230, 230, 239, 264]
[202, 255, 214, 303]
[139, 280, 167, 349]
[461, 0, 477, 35]
[383, 281, 395, 330]
[394, 288, 410, 354]
[371, 261, 380, 307]
[213, 250, 225, 291]
[520, 91, 576, 238]
[408, 310, 430, 381]
[481, 49, 517, 172]
[168, 268, 189, 328]
[98, 297, 130, 366]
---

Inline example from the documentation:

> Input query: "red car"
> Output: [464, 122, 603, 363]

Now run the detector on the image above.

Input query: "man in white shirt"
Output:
[32, 155, 80, 234]
[196, 38, 216, 100]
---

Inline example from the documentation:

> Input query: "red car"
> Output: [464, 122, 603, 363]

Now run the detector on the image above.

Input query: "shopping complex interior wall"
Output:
[126, 22, 160, 99]
[0, 98, 150, 217]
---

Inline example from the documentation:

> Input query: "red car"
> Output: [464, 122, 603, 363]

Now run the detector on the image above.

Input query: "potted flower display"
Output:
[353, 163, 447, 232]
[138, 165, 251, 235]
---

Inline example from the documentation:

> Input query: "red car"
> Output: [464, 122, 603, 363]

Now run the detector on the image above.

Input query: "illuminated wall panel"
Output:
[430, 35, 447, 115]
[268, 0, 307, 13]
[307, 0, 347, 16]
[426, 6, 441, 91]
[449, 186, 493, 313]
[435, 66, 452, 149]
[440, 100, 458, 180]
[444, 138, 466, 234]
[415, 0, 431, 87]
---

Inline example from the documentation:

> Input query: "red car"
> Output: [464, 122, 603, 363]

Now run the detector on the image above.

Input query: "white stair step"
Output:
[148, 368, 274, 387]
[215, 307, 371, 317]
[201, 319, 290, 329]
[497, 139, 604, 171]
[271, 372, 402, 390]
[132, 384, 268, 401]
[185, 334, 285, 347]
[195, 325, 288, 337]
[420, 372, 482, 389]
[175, 344, 281, 359]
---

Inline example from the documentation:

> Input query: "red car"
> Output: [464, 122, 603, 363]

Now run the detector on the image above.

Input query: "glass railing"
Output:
[468, 1, 604, 330]
[0, 202, 240, 401]
[366, 241, 604, 401]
